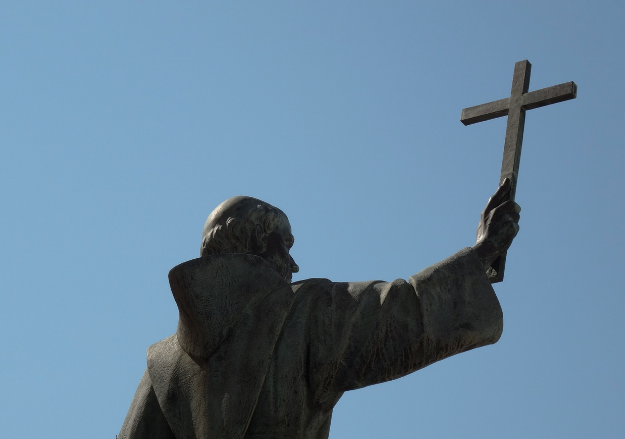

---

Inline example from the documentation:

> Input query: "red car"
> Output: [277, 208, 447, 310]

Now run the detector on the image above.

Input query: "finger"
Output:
[505, 213, 521, 228]
[493, 220, 520, 250]
[502, 214, 520, 235]
[504, 220, 520, 242]
[495, 210, 520, 223]
[484, 178, 512, 215]
[492, 201, 521, 222]
[496, 200, 521, 214]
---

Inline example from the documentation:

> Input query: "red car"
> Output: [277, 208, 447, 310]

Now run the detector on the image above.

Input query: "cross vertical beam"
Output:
[501, 60, 531, 201]
[461, 60, 577, 283]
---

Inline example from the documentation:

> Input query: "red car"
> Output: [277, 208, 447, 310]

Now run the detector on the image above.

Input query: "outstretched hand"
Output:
[472, 178, 521, 271]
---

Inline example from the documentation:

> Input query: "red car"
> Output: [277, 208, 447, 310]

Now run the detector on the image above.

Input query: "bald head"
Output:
[201, 196, 299, 281]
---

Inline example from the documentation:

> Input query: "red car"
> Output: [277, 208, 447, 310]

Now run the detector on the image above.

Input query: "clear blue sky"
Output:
[1, 1, 623, 438]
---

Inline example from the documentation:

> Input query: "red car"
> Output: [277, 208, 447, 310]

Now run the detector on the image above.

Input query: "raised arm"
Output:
[307, 247, 502, 398]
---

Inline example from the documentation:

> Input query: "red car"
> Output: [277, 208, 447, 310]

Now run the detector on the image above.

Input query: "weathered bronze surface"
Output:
[119, 188, 519, 438]
[118, 61, 534, 437]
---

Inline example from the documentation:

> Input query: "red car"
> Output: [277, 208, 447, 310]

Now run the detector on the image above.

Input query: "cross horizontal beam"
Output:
[461, 81, 577, 125]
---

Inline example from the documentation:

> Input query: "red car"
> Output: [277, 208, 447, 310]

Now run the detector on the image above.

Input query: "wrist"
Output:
[472, 241, 497, 271]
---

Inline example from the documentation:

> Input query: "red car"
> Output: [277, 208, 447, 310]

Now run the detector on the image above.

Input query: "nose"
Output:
[290, 255, 299, 273]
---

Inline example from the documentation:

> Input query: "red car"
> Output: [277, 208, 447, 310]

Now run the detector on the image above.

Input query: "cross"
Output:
[461, 60, 577, 283]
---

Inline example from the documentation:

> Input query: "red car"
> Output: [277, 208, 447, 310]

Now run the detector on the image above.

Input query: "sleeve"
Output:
[308, 247, 503, 398]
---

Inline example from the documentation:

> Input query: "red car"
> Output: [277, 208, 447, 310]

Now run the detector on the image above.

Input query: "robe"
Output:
[119, 248, 503, 439]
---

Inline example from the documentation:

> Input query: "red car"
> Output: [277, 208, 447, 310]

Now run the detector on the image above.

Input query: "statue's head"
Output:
[201, 196, 299, 282]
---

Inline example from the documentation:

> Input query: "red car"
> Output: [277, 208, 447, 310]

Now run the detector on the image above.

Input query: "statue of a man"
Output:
[119, 179, 520, 439]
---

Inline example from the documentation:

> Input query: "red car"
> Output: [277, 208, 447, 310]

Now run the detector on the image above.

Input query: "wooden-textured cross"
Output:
[461, 60, 577, 283]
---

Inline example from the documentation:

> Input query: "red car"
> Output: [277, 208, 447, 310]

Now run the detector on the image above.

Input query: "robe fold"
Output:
[119, 247, 503, 439]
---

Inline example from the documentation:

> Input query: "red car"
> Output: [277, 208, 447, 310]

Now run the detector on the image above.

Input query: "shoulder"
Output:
[289, 277, 333, 294]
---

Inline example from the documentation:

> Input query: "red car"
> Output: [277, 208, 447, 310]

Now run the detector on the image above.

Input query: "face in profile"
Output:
[259, 214, 299, 283]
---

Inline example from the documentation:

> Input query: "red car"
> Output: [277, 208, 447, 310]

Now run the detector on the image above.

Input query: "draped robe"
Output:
[119, 248, 503, 439]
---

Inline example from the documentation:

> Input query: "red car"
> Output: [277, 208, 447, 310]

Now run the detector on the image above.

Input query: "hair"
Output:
[200, 201, 285, 257]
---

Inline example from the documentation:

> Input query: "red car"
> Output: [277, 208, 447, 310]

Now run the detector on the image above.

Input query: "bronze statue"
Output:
[119, 179, 520, 439]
